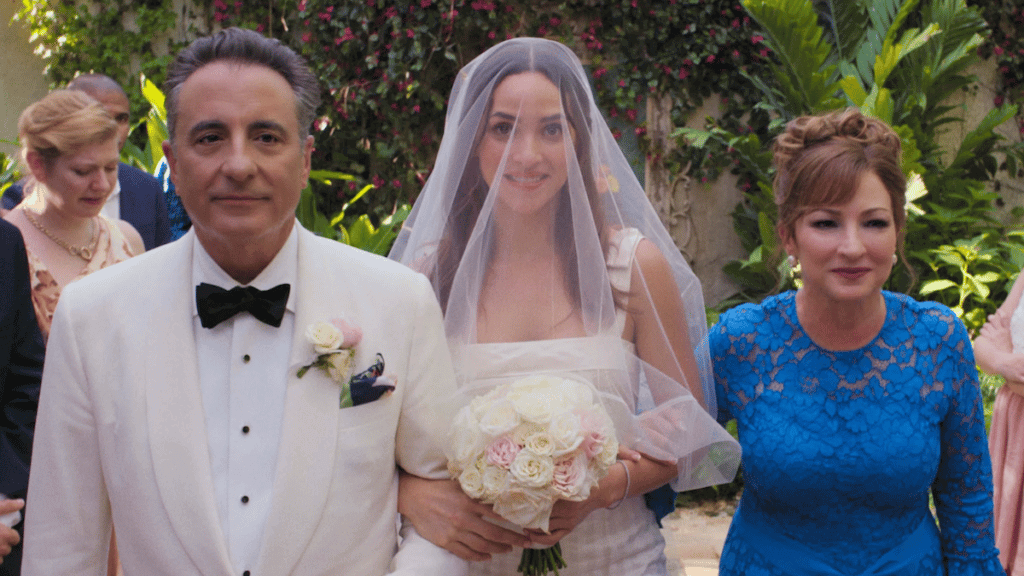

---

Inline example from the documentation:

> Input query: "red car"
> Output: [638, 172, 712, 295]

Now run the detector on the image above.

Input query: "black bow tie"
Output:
[196, 282, 291, 329]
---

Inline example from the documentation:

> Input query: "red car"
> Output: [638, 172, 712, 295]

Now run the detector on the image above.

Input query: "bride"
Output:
[390, 38, 740, 575]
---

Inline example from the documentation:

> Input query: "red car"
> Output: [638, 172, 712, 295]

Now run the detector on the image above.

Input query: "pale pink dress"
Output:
[990, 297, 1024, 575]
[26, 215, 135, 342]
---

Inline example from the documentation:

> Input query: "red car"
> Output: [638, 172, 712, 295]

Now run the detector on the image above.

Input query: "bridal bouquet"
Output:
[447, 375, 618, 576]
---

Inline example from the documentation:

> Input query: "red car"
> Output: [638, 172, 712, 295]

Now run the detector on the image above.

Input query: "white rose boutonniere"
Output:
[298, 319, 362, 378]
[297, 319, 395, 408]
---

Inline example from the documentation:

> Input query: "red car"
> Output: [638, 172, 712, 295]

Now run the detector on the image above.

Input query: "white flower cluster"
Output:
[300, 319, 363, 384]
[447, 375, 618, 532]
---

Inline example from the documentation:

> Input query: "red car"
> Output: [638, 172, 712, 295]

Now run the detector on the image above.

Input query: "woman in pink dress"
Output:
[975, 273, 1024, 575]
[4, 89, 143, 342]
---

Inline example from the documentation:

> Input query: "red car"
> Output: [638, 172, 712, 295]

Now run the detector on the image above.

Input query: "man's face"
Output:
[163, 61, 313, 258]
[93, 89, 132, 150]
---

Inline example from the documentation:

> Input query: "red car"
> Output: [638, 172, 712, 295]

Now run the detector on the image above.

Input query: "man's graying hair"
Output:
[164, 27, 321, 142]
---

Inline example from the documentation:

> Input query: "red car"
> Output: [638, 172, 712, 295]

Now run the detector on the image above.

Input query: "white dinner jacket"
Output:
[22, 224, 466, 576]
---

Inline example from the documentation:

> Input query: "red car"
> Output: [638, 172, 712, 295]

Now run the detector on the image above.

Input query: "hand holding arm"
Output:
[398, 472, 529, 561]
[974, 272, 1024, 384]
[0, 499, 24, 563]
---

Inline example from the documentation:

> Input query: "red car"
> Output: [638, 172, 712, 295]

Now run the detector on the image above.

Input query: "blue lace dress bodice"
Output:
[711, 291, 1001, 576]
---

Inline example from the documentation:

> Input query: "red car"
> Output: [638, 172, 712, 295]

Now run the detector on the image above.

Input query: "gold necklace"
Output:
[23, 209, 98, 261]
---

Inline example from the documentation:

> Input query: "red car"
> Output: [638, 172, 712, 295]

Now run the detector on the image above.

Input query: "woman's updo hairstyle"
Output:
[773, 108, 906, 245]
[18, 89, 118, 172]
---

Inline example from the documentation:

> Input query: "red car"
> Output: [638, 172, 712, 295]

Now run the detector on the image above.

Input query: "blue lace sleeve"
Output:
[709, 317, 734, 425]
[710, 303, 765, 426]
[926, 306, 1002, 574]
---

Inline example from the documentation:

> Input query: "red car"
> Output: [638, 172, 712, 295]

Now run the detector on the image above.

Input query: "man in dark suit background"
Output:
[1, 74, 171, 250]
[0, 220, 44, 576]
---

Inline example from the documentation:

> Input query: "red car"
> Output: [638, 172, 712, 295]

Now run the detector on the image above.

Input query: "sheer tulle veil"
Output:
[389, 38, 739, 490]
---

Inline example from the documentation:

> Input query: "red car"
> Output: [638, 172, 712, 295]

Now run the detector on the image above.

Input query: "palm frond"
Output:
[816, 0, 868, 61]
[743, 0, 844, 115]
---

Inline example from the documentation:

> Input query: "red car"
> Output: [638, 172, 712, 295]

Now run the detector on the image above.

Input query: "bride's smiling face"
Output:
[477, 72, 576, 217]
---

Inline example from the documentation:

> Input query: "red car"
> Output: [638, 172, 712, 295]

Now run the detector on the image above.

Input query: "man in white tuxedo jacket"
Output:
[22, 27, 466, 576]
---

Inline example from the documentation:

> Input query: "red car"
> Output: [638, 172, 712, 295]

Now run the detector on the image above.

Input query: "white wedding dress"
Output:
[455, 228, 670, 576]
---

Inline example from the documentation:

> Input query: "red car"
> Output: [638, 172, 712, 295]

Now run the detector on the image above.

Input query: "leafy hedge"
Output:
[13, 0, 769, 221]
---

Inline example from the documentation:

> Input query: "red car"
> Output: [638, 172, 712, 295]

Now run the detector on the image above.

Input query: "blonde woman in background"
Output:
[4, 90, 143, 341]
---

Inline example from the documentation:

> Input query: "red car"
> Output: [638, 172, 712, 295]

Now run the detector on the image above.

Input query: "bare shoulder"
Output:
[629, 238, 675, 288]
[115, 219, 145, 255]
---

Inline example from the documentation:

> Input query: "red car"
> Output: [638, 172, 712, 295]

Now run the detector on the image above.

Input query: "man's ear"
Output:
[301, 134, 313, 183]
[161, 140, 177, 188]
[302, 135, 314, 181]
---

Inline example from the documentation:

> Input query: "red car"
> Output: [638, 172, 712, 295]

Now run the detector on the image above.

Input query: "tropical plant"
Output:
[678, 0, 1024, 329]
[296, 172, 411, 256]
[0, 151, 20, 196]
[121, 76, 171, 175]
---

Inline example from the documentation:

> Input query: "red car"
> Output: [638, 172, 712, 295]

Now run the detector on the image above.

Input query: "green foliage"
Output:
[11, 0, 772, 223]
[979, 371, 1003, 431]
[916, 231, 1024, 329]
[680, 0, 1024, 324]
[122, 76, 170, 173]
[743, 0, 844, 118]
[969, 0, 1024, 141]
[14, 0, 181, 145]
[297, 171, 410, 256]
[0, 151, 20, 196]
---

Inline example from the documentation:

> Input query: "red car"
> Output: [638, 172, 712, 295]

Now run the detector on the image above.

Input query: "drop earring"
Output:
[787, 254, 797, 268]
[892, 254, 898, 265]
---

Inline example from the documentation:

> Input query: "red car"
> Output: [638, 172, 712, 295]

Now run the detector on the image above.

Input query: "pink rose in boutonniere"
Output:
[297, 319, 396, 408]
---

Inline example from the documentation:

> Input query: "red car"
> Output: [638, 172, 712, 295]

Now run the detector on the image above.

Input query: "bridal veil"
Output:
[390, 38, 739, 491]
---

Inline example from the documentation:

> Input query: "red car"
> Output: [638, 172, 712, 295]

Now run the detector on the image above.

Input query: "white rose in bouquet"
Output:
[446, 375, 620, 576]
[510, 449, 554, 488]
[549, 412, 585, 456]
[479, 397, 520, 436]
[458, 465, 486, 500]
[449, 409, 487, 470]
[492, 487, 555, 532]
[481, 465, 511, 496]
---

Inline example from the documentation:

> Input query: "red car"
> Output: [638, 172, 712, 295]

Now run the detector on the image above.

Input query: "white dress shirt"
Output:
[191, 228, 297, 576]
[100, 180, 120, 221]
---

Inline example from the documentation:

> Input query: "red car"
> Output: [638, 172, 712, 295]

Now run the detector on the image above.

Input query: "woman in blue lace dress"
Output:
[710, 108, 1001, 576]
